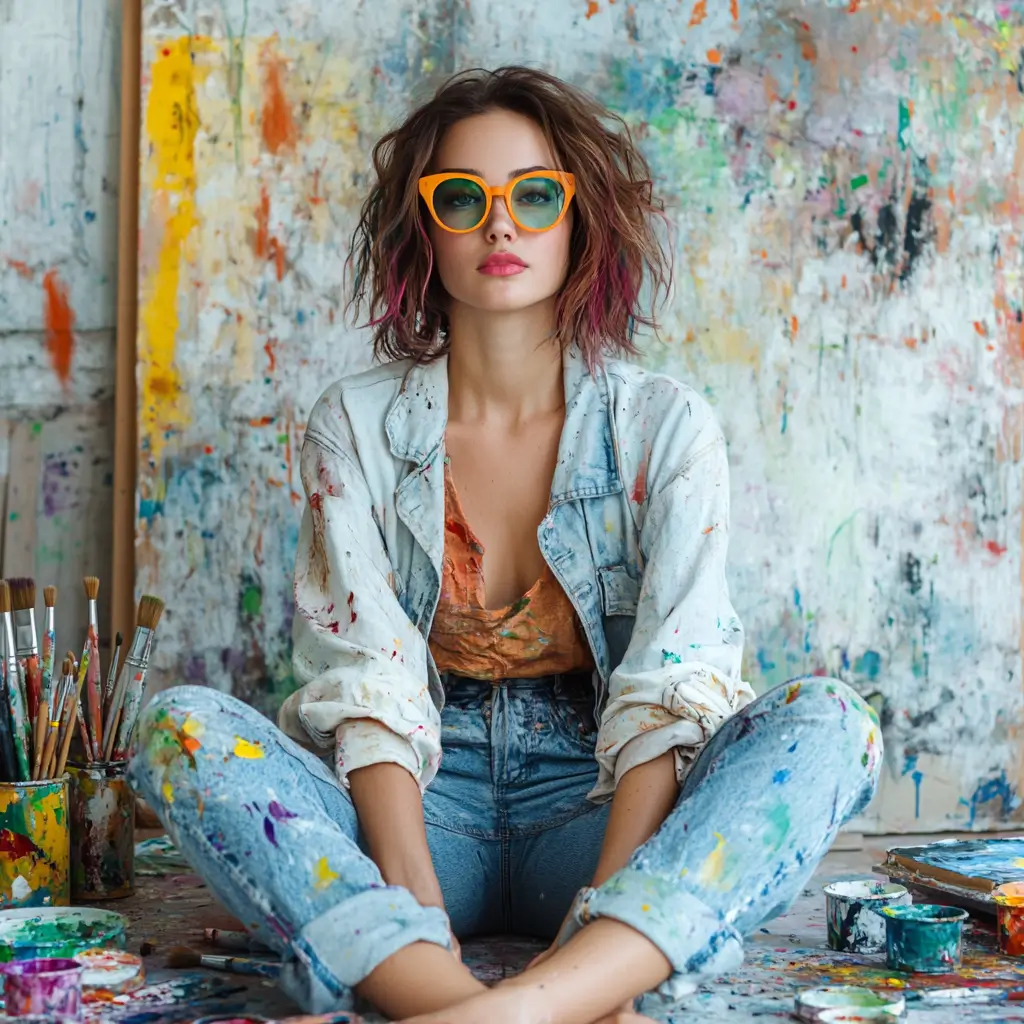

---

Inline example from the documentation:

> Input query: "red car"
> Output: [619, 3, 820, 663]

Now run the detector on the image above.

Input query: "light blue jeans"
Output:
[130, 674, 881, 1014]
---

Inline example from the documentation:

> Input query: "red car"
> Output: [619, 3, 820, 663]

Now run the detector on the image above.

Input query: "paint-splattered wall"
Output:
[0, 0, 120, 643]
[136, 0, 1022, 832]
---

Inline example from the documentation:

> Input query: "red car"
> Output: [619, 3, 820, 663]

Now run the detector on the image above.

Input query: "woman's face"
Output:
[425, 108, 573, 319]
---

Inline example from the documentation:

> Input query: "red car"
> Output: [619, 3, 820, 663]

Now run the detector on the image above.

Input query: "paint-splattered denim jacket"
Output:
[278, 345, 755, 802]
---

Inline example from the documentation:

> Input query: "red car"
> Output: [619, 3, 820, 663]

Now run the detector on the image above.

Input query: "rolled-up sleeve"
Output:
[277, 394, 441, 791]
[589, 423, 755, 802]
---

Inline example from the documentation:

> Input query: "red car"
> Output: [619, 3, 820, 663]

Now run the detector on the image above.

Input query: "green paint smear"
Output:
[763, 801, 790, 854]
[898, 99, 912, 152]
[241, 584, 263, 617]
[0, 911, 126, 963]
[850, 174, 869, 191]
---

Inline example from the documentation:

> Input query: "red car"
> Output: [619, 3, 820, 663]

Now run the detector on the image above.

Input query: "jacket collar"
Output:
[385, 346, 622, 502]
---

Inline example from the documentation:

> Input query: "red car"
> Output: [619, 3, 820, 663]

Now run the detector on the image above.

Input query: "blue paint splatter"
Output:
[854, 650, 882, 680]
[773, 769, 790, 784]
[263, 817, 277, 847]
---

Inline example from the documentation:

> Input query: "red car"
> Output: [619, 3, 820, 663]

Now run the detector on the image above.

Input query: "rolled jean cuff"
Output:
[559, 869, 744, 1000]
[284, 886, 452, 1011]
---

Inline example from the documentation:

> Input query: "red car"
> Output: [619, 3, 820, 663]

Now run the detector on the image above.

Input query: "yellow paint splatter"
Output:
[139, 37, 214, 464]
[699, 832, 728, 887]
[641, 903, 650, 912]
[313, 856, 339, 890]
[233, 737, 264, 759]
[162, 781, 175, 805]
[182, 716, 204, 738]
[1014, 858, 1024, 868]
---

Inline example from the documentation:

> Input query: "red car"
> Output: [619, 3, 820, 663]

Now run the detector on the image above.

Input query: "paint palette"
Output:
[0, 906, 127, 963]
[795, 985, 907, 1021]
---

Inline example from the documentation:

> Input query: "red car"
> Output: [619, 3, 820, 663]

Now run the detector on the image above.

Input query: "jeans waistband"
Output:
[441, 671, 593, 693]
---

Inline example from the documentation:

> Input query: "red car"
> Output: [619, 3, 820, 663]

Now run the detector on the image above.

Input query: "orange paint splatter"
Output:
[707, 48, 722, 64]
[264, 339, 277, 373]
[974, 321, 988, 337]
[42, 268, 75, 388]
[6, 259, 33, 278]
[786, 683, 801, 704]
[790, 315, 799, 338]
[689, 0, 707, 26]
[586, 0, 599, 16]
[849, 0, 860, 11]
[255, 187, 271, 258]
[987, 540, 1007, 556]
[730, 0, 739, 20]
[260, 43, 297, 155]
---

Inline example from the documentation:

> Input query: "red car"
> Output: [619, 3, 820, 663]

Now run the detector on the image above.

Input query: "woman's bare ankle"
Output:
[356, 940, 486, 1017]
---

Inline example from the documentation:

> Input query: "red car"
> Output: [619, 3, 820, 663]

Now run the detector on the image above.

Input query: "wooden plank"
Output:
[111, 0, 141, 648]
[2, 420, 42, 578]
[0, 420, 10, 571]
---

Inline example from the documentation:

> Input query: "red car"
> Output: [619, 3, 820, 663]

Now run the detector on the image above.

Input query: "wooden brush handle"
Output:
[55, 697, 81, 779]
[31, 704, 47, 781]
[39, 721, 61, 781]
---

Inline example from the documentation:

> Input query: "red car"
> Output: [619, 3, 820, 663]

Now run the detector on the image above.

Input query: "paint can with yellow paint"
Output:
[0, 776, 71, 909]
[68, 761, 134, 900]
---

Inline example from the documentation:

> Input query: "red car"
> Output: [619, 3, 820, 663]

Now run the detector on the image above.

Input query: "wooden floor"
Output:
[76, 830, 1024, 1023]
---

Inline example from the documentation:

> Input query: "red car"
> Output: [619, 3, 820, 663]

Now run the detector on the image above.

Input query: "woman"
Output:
[132, 66, 882, 1024]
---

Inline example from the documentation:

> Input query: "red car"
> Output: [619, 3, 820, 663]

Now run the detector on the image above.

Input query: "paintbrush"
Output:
[166, 946, 281, 978]
[108, 595, 164, 761]
[0, 655, 17, 782]
[202, 927, 272, 952]
[9, 578, 43, 748]
[41, 585, 57, 710]
[0, 581, 32, 780]
[40, 658, 73, 780]
[103, 629, 123, 723]
[82, 576, 103, 761]
[56, 647, 90, 778]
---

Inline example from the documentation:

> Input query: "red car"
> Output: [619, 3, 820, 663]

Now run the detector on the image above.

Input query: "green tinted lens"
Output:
[431, 177, 488, 230]
[511, 176, 565, 229]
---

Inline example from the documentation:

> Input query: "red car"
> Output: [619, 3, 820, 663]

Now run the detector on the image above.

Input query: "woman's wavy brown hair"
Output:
[348, 65, 671, 366]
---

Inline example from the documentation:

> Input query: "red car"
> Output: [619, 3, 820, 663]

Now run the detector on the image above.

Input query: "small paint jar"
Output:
[1, 957, 84, 1019]
[823, 879, 911, 952]
[878, 903, 969, 973]
[0, 777, 70, 909]
[994, 881, 1024, 956]
[795, 985, 906, 1022]
[74, 947, 145, 996]
[67, 760, 134, 900]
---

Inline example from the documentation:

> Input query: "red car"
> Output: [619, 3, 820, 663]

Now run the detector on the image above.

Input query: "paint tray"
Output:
[0, 906, 127, 962]
[878, 836, 1024, 916]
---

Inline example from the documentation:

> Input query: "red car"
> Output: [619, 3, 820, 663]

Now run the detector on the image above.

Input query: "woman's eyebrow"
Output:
[435, 165, 550, 179]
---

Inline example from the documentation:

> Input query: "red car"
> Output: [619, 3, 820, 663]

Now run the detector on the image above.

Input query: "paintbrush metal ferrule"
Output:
[124, 626, 154, 667]
[87, 597, 98, 632]
[198, 953, 280, 978]
[13, 607, 38, 656]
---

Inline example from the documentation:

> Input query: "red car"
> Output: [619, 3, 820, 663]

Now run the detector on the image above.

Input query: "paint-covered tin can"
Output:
[0, 777, 70, 909]
[68, 761, 134, 900]
[1, 956, 84, 1019]
[878, 903, 969, 973]
[823, 879, 911, 952]
[994, 882, 1024, 956]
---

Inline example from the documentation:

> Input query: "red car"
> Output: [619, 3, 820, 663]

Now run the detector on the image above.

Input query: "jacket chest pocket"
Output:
[596, 565, 640, 673]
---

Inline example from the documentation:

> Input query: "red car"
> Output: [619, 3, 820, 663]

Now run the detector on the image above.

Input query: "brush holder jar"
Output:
[68, 761, 134, 900]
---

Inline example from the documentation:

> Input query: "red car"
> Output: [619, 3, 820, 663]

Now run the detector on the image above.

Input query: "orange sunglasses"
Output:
[418, 170, 576, 234]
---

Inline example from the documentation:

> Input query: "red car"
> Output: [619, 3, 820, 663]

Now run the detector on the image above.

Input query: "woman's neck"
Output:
[446, 304, 564, 428]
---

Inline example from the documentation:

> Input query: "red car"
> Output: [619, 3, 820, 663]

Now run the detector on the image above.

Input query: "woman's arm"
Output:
[348, 745, 445, 910]
[278, 385, 443, 791]
[590, 749, 678, 887]
[592, 415, 756, 801]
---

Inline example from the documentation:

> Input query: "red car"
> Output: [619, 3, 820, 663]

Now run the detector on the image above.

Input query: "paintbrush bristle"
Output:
[115, 630, 123, 645]
[165, 945, 202, 969]
[61, 657, 72, 676]
[44, 585, 57, 607]
[137, 595, 165, 631]
[0, 581, 10, 615]
[9, 577, 35, 612]
[82, 576, 100, 601]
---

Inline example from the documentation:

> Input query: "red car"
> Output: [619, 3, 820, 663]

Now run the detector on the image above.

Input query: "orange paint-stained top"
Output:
[260, 44, 297, 155]
[429, 461, 593, 681]
[42, 268, 75, 388]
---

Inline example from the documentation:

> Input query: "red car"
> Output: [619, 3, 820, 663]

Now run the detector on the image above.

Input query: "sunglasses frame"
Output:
[418, 170, 576, 234]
